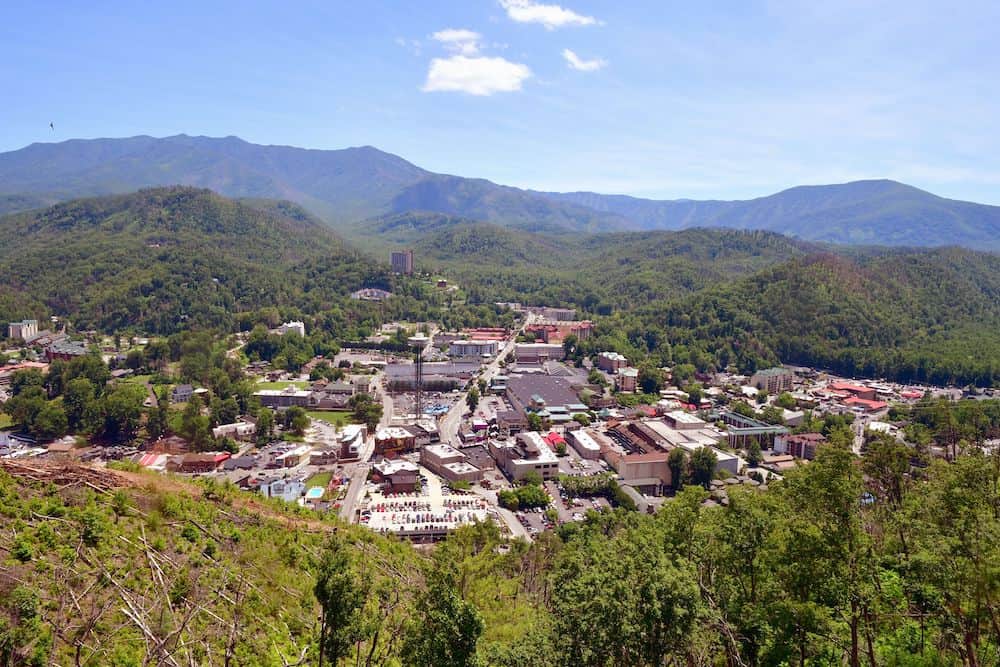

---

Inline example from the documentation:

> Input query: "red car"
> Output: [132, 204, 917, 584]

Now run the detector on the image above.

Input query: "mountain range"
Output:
[1, 134, 999, 248]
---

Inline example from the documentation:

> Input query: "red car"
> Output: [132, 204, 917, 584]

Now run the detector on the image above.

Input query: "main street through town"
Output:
[339, 314, 534, 526]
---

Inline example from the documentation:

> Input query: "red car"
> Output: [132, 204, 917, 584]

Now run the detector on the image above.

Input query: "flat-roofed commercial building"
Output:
[489, 431, 560, 481]
[505, 375, 580, 417]
[254, 387, 311, 408]
[448, 339, 499, 357]
[566, 429, 602, 460]
[374, 427, 416, 458]
[514, 343, 565, 364]
[420, 444, 484, 483]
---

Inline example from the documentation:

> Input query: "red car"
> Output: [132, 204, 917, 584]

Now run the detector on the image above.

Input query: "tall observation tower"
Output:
[408, 333, 430, 421]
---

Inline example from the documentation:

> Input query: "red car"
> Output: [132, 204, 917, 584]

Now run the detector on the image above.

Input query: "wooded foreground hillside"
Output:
[1, 414, 999, 666]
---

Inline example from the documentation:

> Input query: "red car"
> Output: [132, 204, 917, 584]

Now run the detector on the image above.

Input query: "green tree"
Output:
[32, 402, 68, 441]
[101, 384, 146, 443]
[667, 448, 688, 491]
[314, 537, 366, 667]
[637, 362, 663, 395]
[147, 388, 170, 440]
[401, 564, 483, 667]
[256, 408, 275, 444]
[760, 405, 785, 425]
[466, 386, 480, 412]
[689, 447, 717, 488]
[746, 440, 763, 467]
[349, 393, 383, 432]
[285, 406, 310, 437]
[775, 392, 797, 409]
[63, 377, 97, 432]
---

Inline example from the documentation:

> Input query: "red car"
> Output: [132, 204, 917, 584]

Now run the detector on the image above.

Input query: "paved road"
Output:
[438, 314, 535, 444]
[466, 485, 531, 541]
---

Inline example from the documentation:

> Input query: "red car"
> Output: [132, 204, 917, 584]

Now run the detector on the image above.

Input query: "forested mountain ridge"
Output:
[3, 136, 1000, 247]
[0, 187, 383, 333]
[599, 247, 1000, 385]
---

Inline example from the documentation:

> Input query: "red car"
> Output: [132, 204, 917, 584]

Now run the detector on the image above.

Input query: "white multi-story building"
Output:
[278, 321, 305, 337]
[7, 319, 38, 341]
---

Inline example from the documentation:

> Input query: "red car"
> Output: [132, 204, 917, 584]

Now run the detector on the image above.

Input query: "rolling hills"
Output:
[2, 135, 999, 248]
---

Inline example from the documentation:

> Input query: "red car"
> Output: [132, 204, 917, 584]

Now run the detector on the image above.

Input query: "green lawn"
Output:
[256, 380, 309, 390]
[122, 373, 154, 385]
[0, 414, 12, 429]
[306, 472, 333, 489]
[306, 411, 353, 427]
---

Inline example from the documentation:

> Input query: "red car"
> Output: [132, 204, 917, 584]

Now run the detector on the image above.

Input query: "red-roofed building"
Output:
[544, 432, 566, 448]
[844, 397, 888, 413]
[900, 390, 924, 400]
[525, 321, 594, 345]
[828, 382, 877, 401]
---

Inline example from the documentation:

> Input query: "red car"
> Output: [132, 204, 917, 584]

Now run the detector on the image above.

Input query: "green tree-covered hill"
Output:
[0, 187, 381, 333]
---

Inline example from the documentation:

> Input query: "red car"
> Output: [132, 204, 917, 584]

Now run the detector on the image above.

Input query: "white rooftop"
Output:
[570, 430, 601, 452]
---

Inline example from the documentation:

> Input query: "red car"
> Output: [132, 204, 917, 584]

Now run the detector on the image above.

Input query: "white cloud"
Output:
[499, 0, 600, 30]
[562, 48, 606, 71]
[423, 55, 532, 95]
[431, 29, 482, 56]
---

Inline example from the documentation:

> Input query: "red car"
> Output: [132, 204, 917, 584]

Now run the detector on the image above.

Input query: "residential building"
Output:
[505, 375, 580, 421]
[828, 382, 878, 401]
[663, 410, 706, 430]
[750, 367, 795, 394]
[616, 367, 639, 393]
[776, 432, 826, 460]
[258, 476, 306, 503]
[844, 397, 889, 413]
[171, 384, 194, 403]
[7, 319, 38, 341]
[351, 288, 393, 302]
[525, 320, 594, 344]
[719, 411, 789, 449]
[391, 250, 414, 275]
[212, 421, 256, 441]
[277, 321, 306, 337]
[309, 447, 339, 466]
[339, 424, 367, 461]
[167, 452, 230, 474]
[276, 445, 312, 467]
[597, 351, 628, 373]
[447, 339, 499, 358]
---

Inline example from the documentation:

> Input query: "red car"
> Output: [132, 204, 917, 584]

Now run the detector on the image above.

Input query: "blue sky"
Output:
[2, 1, 999, 203]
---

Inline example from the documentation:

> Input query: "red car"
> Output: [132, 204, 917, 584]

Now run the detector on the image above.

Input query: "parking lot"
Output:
[360, 465, 492, 536]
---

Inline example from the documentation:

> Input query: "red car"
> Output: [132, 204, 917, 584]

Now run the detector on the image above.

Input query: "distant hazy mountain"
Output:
[2, 135, 999, 247]
[0, 135, 621, 232]
[542, 180, 1000, 249]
